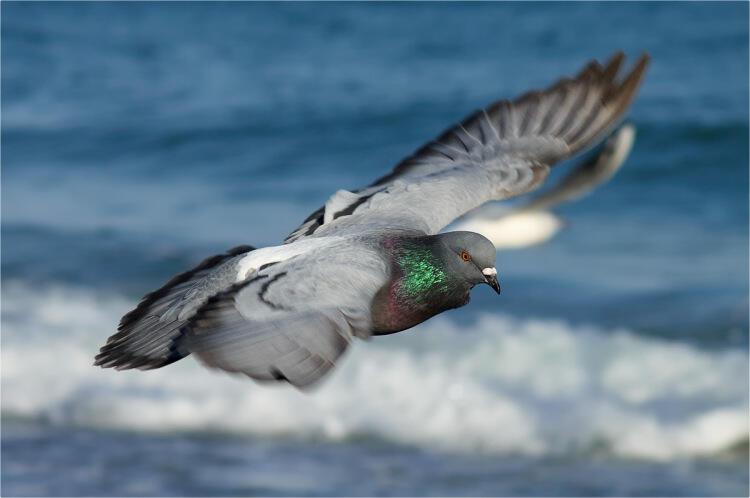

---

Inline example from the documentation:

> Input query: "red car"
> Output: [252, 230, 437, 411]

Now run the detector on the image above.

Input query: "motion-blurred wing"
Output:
[184, 242, 387, 389]
[285, 52, 648, 242]
[521, 123, 636, 212]
[94, 245, 254, 370]
[451, 124, 636, 249]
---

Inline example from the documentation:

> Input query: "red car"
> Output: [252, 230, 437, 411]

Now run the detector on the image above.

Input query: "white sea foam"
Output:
[2, 282, 747, 460]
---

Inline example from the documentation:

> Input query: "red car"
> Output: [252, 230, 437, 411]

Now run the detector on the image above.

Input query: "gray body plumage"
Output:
[95, 52, 649, 389]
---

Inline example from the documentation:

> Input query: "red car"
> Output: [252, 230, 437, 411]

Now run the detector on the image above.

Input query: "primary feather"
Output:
[96, 53, 649, 388]
[285, 52, 648, 242]
[452, 123, 637, 249]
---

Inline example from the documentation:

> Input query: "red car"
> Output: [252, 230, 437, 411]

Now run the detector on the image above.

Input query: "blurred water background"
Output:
[2, 2, 748, 496]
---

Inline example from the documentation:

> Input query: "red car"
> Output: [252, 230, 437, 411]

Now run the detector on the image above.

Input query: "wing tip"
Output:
[93, 244, 256, 372]
[564, 51, 649, 155]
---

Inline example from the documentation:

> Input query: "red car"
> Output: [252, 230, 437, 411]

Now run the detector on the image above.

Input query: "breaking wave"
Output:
[2, 281, 747, 461]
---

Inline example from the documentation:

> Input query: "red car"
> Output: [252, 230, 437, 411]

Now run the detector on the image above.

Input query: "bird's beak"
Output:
[482, 267, 501, 294]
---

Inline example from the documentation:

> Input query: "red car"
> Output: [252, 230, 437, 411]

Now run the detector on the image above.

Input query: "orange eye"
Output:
[460, 250, 471, 262]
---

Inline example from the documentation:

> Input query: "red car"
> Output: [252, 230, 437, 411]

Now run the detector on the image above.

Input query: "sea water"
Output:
[2, 2, 748, 496]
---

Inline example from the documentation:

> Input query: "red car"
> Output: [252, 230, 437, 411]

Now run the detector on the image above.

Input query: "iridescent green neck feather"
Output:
[397, 246, 448, 301]
[370, 237, 473, 335]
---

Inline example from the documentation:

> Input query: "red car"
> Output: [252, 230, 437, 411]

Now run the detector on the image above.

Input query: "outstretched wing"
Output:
[285, 52, 649, 243]
[520, 123, 636, 212]
[94, 245, 254, 370]
[184, 239, 388, 389]
[450, 124, 636, 250]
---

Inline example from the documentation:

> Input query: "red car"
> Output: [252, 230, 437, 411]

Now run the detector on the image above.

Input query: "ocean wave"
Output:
[2, 282, 747, 461]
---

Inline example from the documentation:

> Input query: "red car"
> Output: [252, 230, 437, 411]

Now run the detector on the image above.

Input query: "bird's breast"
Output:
[370, 276, 470, 335]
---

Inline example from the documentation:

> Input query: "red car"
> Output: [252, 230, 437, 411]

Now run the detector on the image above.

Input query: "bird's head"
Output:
[438, 231, 501, 294]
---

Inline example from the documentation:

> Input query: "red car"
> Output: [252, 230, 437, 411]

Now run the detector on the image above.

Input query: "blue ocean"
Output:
[2, 2, 748, 496]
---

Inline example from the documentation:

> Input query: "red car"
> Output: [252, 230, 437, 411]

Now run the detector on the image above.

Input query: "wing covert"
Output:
[183, 239, 388, 388]
[285, 52, 649, 242]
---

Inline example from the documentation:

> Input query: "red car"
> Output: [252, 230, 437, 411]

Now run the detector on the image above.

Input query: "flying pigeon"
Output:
[95, 52, 649, 389]
[451, 123, 636, 249]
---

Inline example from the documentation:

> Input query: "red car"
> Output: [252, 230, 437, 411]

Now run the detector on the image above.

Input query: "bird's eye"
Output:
[460, 250, 471, 262]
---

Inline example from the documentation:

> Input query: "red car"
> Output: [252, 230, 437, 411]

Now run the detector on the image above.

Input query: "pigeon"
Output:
[95, 52, 649, 389]
[451, 124, 636, 249]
